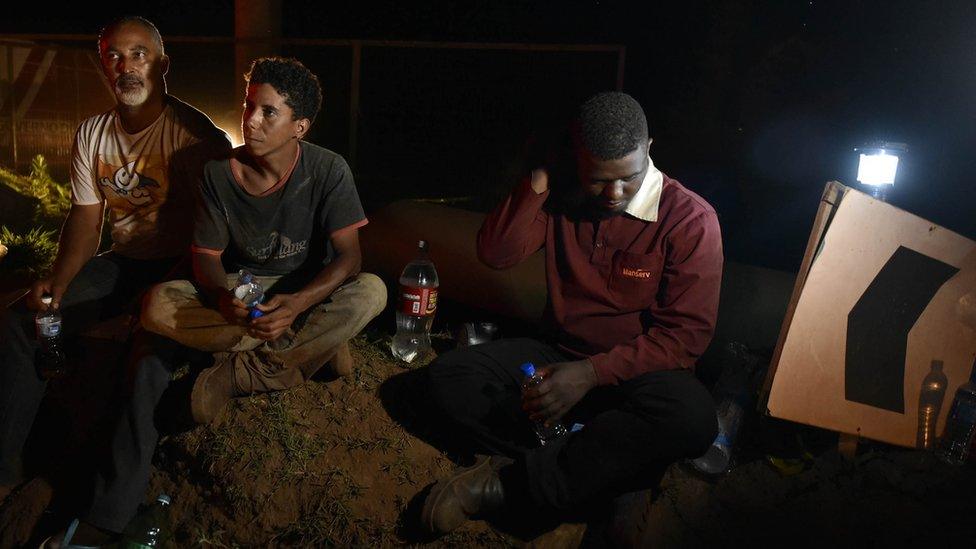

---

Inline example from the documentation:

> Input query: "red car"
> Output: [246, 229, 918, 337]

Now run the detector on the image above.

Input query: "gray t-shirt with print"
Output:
[194, 141, 366, 278]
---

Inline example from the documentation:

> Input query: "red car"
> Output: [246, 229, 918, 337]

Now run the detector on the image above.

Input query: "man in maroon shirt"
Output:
[421, 92, 723, 538]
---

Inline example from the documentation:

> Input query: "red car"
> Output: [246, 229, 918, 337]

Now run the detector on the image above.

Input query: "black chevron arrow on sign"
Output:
[845, 246, 959, 412]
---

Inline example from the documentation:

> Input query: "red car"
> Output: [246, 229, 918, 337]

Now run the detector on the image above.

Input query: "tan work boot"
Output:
[190, 356, 239, 424]
[326, 341, 354, 378]
[421, 455, 512, 535]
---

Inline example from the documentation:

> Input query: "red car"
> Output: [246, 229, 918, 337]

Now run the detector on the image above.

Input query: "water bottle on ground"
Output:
[391, 240, 439, 363]
[120, 493, 171, 548]
[916, 360, 948, 449]
[689, 342, 762, 476]
[35, 296, 65, 380]
[234, 270, 265, 320]
[691, 395, 744, 475]
[937, 359, 976, 465]
[520, 362, 567, 446]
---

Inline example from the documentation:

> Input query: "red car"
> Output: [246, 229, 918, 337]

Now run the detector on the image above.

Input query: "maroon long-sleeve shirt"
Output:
[477, 172, 723, 385]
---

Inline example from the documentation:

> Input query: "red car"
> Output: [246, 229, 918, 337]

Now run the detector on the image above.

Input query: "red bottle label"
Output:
[399, 285, 438, 317]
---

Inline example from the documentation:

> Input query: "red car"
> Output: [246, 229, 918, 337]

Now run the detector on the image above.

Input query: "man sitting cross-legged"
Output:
[419, 92, 723, 542]
[140, 57, 386, 424]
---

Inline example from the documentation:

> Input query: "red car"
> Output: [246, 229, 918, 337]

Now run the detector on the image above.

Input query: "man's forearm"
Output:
[50, 206, 103, 287]
[476, 176, 548, 269]
[192, 253, 230, 303]
[291, 252, 361, 312]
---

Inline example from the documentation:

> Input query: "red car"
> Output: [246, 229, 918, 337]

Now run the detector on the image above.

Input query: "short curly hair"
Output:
[574, 92, 649, 160]
[245, 57, 323, 124]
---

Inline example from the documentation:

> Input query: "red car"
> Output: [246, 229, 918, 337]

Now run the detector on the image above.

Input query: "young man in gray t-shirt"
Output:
[141, 57, 387, 422]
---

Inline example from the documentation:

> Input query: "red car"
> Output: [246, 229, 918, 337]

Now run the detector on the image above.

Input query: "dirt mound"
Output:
[146, 333, 570, 547]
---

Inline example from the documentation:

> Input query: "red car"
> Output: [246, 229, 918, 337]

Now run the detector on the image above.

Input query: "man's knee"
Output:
[425, 353, 499, 420]
[140, 281, 189, 335]
[629, 371, 718, 457]
[426, 362, 468, 418]
[351, 272, 387, 318]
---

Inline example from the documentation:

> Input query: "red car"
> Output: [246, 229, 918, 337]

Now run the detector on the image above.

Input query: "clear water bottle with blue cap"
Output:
[520, 362, 568, 446]
[234, 270, 265, 320]
[690, 394, 745, 476]
[120, 493, 171, 548]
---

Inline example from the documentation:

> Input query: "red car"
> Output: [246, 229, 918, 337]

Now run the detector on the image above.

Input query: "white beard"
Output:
[116, 84, 148, 107]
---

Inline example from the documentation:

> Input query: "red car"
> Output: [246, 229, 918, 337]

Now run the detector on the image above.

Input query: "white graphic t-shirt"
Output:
[70, 96, 229, 259]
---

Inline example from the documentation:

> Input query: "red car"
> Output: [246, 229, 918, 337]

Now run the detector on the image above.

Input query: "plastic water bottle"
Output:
[916, 360, 948, 449]
[691, 395, 744, 476]
[391, 240, 439, 363]
[520, 362, 567, 446]
[35, 296, 65, 380]
[689, 342, 763, 477]
[119, 493, 171, 548]
[234, 270, 264, 320]
[938, 360, 976, 465]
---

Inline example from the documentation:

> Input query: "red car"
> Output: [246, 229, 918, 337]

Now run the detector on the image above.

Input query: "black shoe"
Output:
[420, 455, 512, 535]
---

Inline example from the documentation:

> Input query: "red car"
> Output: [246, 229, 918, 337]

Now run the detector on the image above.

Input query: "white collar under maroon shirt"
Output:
[624, 155, 663, 222]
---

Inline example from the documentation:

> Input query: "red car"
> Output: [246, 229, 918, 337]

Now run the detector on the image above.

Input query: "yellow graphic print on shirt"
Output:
[96, 155, 168, 211]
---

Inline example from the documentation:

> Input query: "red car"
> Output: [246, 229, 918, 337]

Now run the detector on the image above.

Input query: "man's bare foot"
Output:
[0, 477, 53, 547]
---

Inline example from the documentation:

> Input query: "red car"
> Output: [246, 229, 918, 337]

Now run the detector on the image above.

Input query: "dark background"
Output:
[3, 0, 974, 271]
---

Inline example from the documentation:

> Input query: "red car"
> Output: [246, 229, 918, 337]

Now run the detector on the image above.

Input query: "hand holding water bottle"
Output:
[216, 288, 251, 325]
[249, 293, 306, 341]
[521, 359, 598, 424]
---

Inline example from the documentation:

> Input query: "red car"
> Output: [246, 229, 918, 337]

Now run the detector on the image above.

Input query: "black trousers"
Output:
[84, 335, 203, 532]
[426, 338, 717, 515]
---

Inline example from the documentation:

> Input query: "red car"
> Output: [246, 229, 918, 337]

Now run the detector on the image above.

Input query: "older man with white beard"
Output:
[0, 16, 229, 543]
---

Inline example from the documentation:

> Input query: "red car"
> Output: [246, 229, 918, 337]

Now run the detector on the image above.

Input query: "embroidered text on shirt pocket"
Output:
[608, 249, 663, 306]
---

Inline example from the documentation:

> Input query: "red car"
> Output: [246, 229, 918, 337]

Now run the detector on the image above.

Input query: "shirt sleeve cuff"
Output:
[330, 218, 369, 238]
[191, 245, 224, 256]
[515, 176, 550, 203]
[587, 352, 618, 386]
[71, 197, 103, 206]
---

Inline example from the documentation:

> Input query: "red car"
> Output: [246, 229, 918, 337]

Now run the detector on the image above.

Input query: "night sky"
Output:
[3, 0, 974, 270]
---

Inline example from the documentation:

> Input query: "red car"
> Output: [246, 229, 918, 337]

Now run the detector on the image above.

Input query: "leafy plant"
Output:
[0, 226, 58, 278]
[0, 155, 72, 228]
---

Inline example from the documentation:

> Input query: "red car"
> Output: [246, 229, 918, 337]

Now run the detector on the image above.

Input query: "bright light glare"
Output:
[856, 151, 899, 186]
[219, 126, 244, 148]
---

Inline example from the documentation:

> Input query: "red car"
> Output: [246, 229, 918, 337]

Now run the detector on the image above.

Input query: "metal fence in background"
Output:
[1, 35, 624, 202]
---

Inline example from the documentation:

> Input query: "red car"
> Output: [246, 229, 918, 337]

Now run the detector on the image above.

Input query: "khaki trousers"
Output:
[141, 272, 387, 393]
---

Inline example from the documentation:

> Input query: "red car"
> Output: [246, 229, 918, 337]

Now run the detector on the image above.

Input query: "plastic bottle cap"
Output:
[520, 362, 536, 377]
[157, 494, 171, 505]
[41, 296, 53, 305]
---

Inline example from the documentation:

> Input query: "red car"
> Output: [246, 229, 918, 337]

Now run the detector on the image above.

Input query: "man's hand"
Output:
[530, 168, 549, 194]
[522, 359, 598, 424]
[216, 288, 251, 325]
[26, 277, 68, 311]
[248, 293, 307, 341]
